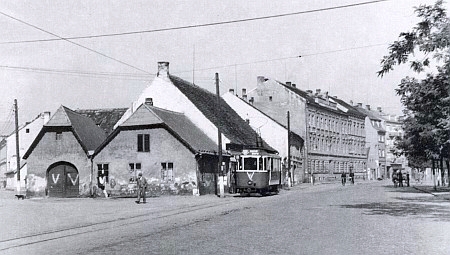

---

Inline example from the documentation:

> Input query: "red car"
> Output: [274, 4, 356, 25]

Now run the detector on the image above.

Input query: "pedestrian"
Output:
[341, 172, 346, 186]
[398, 171, 403, 187]
[392, 171, 398, 188]
[98, 174, 108, 198]
[349, 171, 355, 184]
[135, 172, 148, 204]
[406, 173, 410, 187]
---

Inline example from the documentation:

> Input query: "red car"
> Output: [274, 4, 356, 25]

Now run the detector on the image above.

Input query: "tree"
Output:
[378, 0, 449, 182]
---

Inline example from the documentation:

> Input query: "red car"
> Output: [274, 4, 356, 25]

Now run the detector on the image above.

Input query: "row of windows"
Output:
[308, 113, 364, 136]
[307, 160, 366, 173]
[97, 162, 174, 184]
[309, 135, 366, 155]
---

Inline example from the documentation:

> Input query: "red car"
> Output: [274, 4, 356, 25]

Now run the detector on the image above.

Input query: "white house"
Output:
[1, 112, 51, 191]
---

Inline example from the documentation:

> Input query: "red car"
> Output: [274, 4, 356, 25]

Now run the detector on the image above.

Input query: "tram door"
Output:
[47, 164, 79, 198]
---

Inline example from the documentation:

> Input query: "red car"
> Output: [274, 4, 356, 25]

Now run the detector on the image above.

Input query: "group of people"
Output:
[392, 170, 409, 188]
[341, 172, 355, 186]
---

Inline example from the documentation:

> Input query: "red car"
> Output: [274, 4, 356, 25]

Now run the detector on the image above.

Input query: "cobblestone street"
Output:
[1, 180, 450, 254]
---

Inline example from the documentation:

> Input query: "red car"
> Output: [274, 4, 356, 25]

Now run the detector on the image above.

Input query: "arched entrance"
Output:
[47, 162, 79, 198]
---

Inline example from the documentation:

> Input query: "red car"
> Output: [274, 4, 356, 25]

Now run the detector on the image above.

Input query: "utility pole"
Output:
[14, 99, 21, 194]
[287, 111, 292, 187]
[216, 73, 224, 198]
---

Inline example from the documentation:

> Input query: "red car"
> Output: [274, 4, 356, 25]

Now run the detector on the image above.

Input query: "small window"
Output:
[137, 134, 150, 152]
[56, 132, 62, 140]
[26, 128, 30, 133]
[269, 96, 273, 101]
[129, 163, 141, 183]
[161, 162, 173, 182]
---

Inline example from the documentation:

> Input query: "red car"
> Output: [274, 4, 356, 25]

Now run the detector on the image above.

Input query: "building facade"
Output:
[246, 77, 367, 183]
[354, 104, 387, 180]
[93, 104, 227, 196]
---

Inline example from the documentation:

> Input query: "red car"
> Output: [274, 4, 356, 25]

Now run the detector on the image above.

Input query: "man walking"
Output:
[341, 172, 347, 186]
[135, 172, 148, 204]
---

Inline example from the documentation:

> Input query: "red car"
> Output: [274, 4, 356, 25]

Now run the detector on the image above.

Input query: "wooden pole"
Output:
[14, 99, 21, 194]
[216, 73, 224, 198]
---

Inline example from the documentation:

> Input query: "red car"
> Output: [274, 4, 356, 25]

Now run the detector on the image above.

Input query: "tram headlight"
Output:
[247, 180, 253, 185]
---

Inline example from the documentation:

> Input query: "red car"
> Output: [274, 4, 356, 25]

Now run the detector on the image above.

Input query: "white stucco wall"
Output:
[115, 75, 229, 149]
[222, 92, 289, 157]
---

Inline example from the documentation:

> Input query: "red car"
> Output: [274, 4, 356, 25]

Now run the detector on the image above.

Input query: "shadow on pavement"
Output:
[340, 201, 450, 220]
[339, 185, 450, 220]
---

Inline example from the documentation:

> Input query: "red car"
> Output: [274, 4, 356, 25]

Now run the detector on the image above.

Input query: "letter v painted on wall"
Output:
[67, 174, 79, 186]
[52, 174, 60, 184]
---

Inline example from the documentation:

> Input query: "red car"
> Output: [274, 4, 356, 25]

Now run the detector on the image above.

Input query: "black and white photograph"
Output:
[0, 0, 449, 254]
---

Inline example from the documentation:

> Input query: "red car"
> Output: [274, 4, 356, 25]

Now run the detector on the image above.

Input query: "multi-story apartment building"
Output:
[378, 111, 409, 178]
[354, 104, 387, 180]
[247, 77, 367, 183]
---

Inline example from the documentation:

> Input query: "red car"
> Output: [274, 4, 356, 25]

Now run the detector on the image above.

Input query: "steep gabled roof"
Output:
[94, 104, 220, 156]
[169, 75, 275, 152]
[24, 105, 107, 158]
[76, 108, 127, 135]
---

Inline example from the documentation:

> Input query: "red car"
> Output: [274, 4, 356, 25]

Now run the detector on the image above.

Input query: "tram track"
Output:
[0, 198, 242, 252]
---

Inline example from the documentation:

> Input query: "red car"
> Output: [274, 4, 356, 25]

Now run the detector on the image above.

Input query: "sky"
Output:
[0, 0, 447, 136]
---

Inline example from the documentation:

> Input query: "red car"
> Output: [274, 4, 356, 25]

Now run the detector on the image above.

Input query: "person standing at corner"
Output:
[341, 172, 346, 186]
[349, 171, 355, 185]
[135, 172, 148, 204]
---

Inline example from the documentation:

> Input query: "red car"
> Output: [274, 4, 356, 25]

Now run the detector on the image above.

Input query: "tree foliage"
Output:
[379, 0, 449, 163]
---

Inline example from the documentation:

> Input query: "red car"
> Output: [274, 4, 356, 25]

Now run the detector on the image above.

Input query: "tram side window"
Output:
[273, 158, 280, 172]
[259, 157, 263, 171]
[243, 157, 257, 170]
[264, 157, 272, 171]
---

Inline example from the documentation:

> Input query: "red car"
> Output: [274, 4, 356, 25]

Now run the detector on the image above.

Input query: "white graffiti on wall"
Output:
[51, 173, 79, 185]
[68, 173, 79, 185]
[52, 173, 60, 184]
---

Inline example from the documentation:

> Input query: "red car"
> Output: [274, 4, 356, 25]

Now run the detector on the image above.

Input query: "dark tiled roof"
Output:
[24, 106, 107, 158]
[330, 97, 366, 118]
[63, 106, 108, 151]
[169, 75, 275, 152]
[148, 105, 219, 153]
[76, 108, 127, 135]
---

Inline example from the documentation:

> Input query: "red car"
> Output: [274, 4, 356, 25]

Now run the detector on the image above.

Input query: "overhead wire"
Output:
[0, 0, 389, 45]
[0, 11, 153, 75]
[0, 65, 153, 81]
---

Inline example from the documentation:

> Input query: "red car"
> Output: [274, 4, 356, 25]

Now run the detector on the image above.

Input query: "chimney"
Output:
[357, 103, 362, 107]
[145, 98, 153, 106]
[315, 89, 321, 97]
[306, 90, 313, 96]
[349, 100, 353, 106]
[43, 111, 51, 124]
[286, 82, 292, 86]
[157, 62, 169, 78]
[377, 107, 382, 112]
[229, 89, 235, 95]
[292, 84, 296, 88]
[257, 76, 266, 87]
[365, 105, 371, 110]
[249, 97, 254, 104]
[243, 94, 248, 101]
[242, 88, 247, 98]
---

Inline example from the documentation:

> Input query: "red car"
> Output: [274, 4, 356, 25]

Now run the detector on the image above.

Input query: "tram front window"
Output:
[243, 157, 257, 170]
